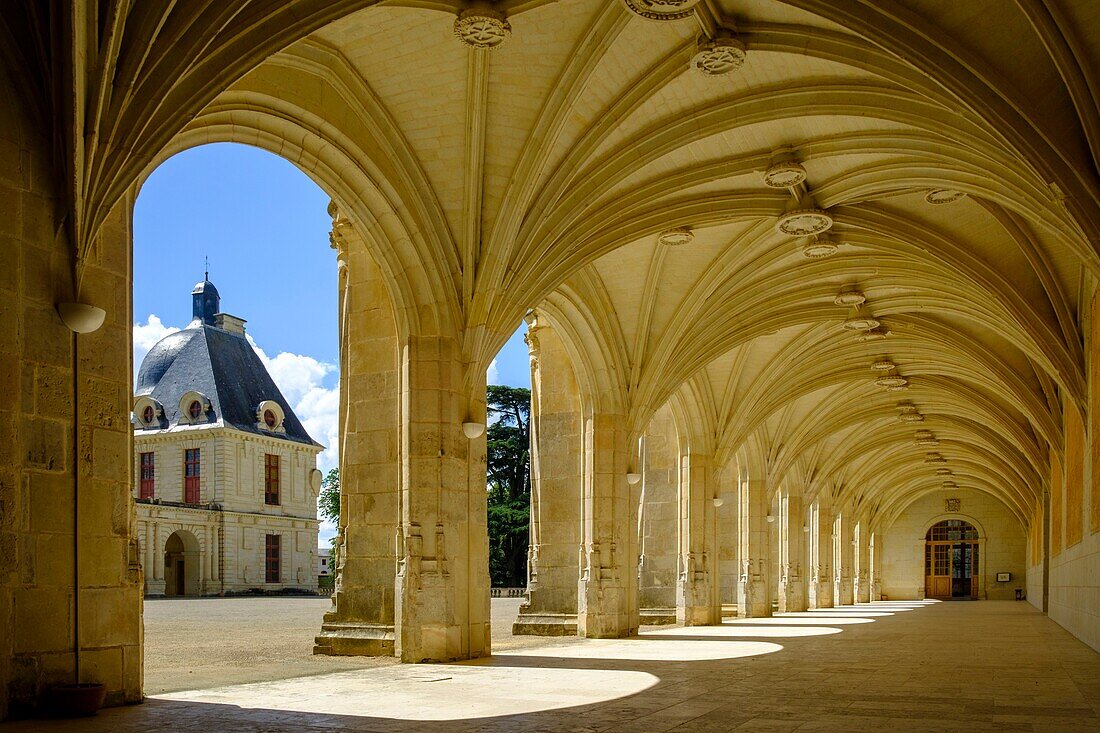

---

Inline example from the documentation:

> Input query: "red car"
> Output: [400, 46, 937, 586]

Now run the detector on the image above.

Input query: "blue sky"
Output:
[134, 143, 530, 545]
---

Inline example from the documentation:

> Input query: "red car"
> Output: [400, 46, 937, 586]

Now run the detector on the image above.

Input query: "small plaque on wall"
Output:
[996, 572, 1011, 582]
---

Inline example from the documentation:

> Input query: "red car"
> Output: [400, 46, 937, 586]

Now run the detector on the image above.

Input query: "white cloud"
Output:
[133, 315, 180, 382]
[487, 358, 499, 385]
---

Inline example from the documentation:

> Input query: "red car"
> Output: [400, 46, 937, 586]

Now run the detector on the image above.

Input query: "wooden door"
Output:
[925, 542, 952, 598]
[175, 559, 185, 596]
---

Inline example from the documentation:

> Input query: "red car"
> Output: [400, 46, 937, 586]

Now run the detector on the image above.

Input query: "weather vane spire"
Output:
[204, 255, 209, 281]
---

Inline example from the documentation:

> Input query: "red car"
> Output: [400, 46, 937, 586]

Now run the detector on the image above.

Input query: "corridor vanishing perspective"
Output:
[2, 0, 1100, 723]
[9, 601, 1100, 731]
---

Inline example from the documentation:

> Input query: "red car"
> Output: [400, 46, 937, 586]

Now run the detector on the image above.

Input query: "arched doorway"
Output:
[925, 520, 980, 600]
[163, 530, 201, 597]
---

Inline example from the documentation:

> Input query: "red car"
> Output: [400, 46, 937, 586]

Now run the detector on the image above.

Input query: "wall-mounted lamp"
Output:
[766, 515, 775, 523]
[462, 421, 486, 439]
[712, 497, 724, 508]
[626, 472, 642, 486]
[57, 302, 106, 334]
[802, 525, 809, 533]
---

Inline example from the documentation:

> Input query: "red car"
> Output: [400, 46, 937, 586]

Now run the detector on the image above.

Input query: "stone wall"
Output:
[0, 59, 142, 715]
[882, 490, 1026, 601]
[1046, 302, 1100, 651]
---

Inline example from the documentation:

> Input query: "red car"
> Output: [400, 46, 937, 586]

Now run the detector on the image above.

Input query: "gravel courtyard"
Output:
[144, 596, 569, 694]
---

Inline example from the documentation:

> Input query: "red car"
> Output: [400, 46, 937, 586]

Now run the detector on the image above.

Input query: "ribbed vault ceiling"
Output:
[8, 0, 1098, 528]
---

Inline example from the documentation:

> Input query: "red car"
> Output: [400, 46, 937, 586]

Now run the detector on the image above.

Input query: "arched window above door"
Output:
[927, 519, 979, 542]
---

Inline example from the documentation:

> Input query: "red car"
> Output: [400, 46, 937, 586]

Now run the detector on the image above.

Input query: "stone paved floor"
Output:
[143, 597, 561, 693]
[12, 600, 1100, 731]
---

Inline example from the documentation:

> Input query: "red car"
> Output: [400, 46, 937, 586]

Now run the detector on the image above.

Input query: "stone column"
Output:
[807, 498, 834, 609]
[393, 335, 491, 661]
[855, 521, 871, 603]
[737, 475, 771, 617]
[577, 412, 639, 638]
[715, 463, 739, 617]
[153, 522, 165, 584]
[143, 523, 154, 595]
[200, 527, 210, 589]
[870, 530, 882, 601]
[514, 314, 582, 636]
[677, 452, 720, 625]
[776, 488, 806, 613]
[834, 512, 854, 606]
[637, 409, 677, 625]
[315, 207, 400, 657]
[210, 527, 219, 584]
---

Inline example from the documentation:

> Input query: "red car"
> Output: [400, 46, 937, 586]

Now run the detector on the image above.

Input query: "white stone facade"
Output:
[135, 428, 322, 596]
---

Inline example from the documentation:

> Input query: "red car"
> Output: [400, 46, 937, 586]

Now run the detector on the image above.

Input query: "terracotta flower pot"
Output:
[44, 683, 107, 717]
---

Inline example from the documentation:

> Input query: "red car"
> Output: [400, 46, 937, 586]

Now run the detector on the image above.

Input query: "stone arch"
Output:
[162, 529, 202, 597]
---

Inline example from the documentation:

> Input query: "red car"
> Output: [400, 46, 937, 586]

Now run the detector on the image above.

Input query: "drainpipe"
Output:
[72, 333, 80, 684]
[55, 301, 107, 686]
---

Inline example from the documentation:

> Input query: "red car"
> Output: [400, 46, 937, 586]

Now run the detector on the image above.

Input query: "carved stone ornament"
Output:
[900, 412, 925, 423]
[834, 288, 866, 307]
[801, 236, 838, 258]
[777, 207, 833, 236]
[764, 161, 807, 188]
[936, 467, 953, 476]
[844, 307, 881, 332]
[925, 188, 965, 205]
[454, 7, 511, 49]
[619, 0, 701, 21]
[944, 497, 961, 511]
[691, 34, 747, 76]
[870, 358, 896, 371]
[657, 226, 694, 246]
[875, 373, 908, 388]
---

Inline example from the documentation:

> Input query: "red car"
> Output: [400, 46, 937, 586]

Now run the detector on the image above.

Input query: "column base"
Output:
[145, 579, 165, 597]
[641, 608, 677, 625]
[313, 620, 395, 656]
[512, 612, 578, 636]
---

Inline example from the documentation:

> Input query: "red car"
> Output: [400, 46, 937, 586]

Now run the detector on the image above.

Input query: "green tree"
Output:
[318, 468, 340, 579]
[486, 385, 531, 587]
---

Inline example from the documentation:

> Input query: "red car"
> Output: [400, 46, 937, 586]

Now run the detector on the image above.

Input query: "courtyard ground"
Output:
[13, 600, 1100, 731]
[143, 596, 572, 694]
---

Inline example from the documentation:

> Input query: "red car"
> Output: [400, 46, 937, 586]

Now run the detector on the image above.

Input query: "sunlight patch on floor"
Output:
[155, 663, 660, 721]
[497, 637, 784, 661]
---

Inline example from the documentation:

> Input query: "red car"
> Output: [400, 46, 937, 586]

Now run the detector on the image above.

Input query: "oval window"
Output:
[264, 409, 277, 428]
[142, 405, 155, 424]
[189, 400, 203, 419]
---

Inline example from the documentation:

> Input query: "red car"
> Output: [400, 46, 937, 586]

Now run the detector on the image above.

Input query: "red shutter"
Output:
[265, 534, 281, 583]
[264, 454, 280, 505]
[184, 448, 201, 503]
[139, 452, 155, 499]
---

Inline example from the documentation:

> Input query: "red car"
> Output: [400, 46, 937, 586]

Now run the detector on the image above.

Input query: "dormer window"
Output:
[255, 400, 286, 434]
[133, 396, 164, 429]
[178, 391, 212, 425]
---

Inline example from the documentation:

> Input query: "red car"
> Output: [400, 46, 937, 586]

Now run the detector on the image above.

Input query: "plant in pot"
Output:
[43, 682, 107, 718]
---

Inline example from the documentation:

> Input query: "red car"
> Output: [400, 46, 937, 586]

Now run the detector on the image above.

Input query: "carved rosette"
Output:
[691, 35, 747, 76]
[454, 7, 511, 49]
[619, 0, 701, 20]
[925, 188, 965, 204]
[777, 207, 833, 236]
[657, 225, 694, 246]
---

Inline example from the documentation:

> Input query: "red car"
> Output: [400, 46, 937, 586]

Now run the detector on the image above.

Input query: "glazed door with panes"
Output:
[924, 519, 980, 599]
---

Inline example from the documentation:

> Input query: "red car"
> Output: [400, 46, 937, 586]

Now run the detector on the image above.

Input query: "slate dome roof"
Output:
[135, 279, 320, 447]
